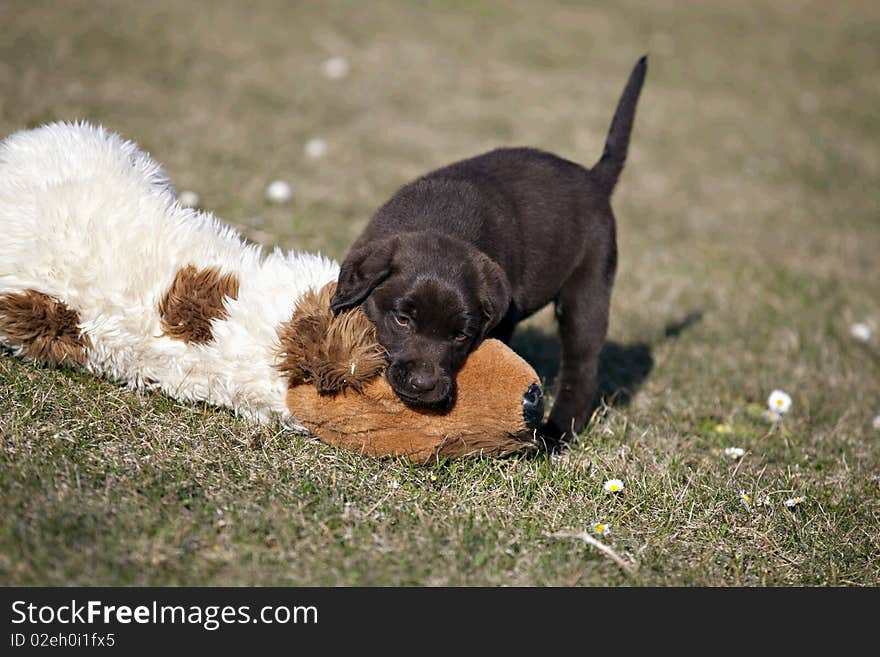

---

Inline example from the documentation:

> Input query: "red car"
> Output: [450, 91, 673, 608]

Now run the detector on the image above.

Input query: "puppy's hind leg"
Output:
[542, 262, 612, 443]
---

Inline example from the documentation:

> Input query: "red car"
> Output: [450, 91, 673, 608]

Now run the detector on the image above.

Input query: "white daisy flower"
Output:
[178, 190, 200, 208]
[321, 56, 350, 79]
[724, 446, 745, 459]
[767, 390, 792, 415]
[784, 495, 805, 508]
[592, 522, 610, 535]
[739, 490, 751, 509]
[304, 137, 327, 160]
[872, 415, 880, 431]
[265, 180, 293, 204]
[755, 494, 772, 507]
[603, 478, 624, 493]
[388, 479, 400, 490]
[850, 322, 871, 342]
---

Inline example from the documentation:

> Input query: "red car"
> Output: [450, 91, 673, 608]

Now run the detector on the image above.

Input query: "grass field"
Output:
[1, 0, 878, 586]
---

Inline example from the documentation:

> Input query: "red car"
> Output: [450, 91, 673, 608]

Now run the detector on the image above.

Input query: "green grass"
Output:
[1, 0, 879, 585]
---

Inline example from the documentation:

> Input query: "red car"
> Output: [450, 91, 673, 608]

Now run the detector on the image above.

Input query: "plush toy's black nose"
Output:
[522, 383, 544, 430]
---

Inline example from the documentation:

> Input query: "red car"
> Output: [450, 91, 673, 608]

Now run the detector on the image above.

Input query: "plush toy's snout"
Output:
[279, 283, 543, 463]
[522, 383, 544, 430]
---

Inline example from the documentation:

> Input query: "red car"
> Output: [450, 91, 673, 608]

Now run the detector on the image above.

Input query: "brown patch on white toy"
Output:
[281, 284, 543, 463]
[159, 265, 240, 343]
[0, 289, 91, 366]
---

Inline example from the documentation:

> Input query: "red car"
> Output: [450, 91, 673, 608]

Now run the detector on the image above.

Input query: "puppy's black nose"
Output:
[408, 372, 437, 393]
[522, 383, 544, 430]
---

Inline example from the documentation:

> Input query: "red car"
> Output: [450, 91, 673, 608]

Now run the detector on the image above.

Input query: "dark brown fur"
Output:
[158, 265, 240, 344]
[0, 290, 91, 366]
[276, 282, 386, 393]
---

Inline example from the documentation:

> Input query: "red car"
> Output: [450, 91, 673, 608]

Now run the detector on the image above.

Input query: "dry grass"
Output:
[1, 0, 879, 585]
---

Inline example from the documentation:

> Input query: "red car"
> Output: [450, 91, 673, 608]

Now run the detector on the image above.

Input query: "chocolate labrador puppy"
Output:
[331, 57, 647, 441]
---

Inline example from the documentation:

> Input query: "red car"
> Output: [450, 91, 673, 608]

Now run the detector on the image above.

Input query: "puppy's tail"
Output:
[592, 55, 647, 194]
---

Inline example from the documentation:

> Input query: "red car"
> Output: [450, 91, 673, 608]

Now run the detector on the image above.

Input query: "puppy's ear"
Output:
[330, 238, 397, 314]
[476, 254, 511, 337]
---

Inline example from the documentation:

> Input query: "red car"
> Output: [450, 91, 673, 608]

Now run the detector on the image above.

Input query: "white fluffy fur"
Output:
[0, 122, 339, 424]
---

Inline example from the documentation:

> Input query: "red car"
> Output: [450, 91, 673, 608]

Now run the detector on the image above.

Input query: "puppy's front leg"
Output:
[543, 269, 612, 441]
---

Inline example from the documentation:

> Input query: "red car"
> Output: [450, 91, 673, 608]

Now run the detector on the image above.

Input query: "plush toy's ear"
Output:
[330, 238, 397, 314]
[476, 254, 512, 338]
[276, 282, 386, 394]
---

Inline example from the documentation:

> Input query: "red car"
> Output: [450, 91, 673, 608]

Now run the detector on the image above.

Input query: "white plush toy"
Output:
[0, 122, 337, 426]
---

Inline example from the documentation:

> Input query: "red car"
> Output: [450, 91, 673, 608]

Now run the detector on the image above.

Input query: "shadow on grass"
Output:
[510, 311, 702, 407]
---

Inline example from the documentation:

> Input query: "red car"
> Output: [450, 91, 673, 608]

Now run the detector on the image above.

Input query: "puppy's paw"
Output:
[536, 419, 571, 453]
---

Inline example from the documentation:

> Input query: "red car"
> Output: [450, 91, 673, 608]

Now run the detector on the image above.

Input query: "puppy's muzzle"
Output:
[387, 360, 455, 409]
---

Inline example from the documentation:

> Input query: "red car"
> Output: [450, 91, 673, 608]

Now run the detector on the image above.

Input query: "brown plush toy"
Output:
[277, 283, 543, 463]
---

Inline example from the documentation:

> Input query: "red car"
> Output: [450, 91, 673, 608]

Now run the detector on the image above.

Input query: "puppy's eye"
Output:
[394, 313, 410, 328]
[454, 332, 469, 342]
